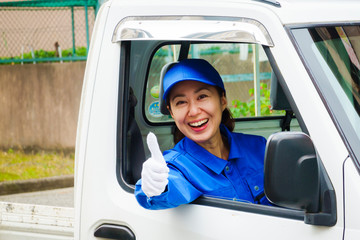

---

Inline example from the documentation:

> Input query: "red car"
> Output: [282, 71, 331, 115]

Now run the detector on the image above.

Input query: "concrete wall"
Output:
[0, 62, 85, 150]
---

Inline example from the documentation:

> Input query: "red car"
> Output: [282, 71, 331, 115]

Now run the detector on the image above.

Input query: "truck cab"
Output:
[75, 0, 360, 239]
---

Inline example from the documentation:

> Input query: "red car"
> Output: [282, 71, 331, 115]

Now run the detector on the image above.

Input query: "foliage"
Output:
[0, 149, 74, 182]
[0, 46, 87, 64]
[230, 82, 284, 118]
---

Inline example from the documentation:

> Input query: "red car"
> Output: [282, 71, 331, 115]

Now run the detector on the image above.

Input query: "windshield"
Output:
[291, 25, 360, 166]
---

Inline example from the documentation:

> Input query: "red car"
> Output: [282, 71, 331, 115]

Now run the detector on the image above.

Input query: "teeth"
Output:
[189, 119, 208, 127]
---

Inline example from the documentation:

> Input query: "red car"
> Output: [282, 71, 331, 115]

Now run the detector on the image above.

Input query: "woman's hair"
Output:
[170, 87, 235, 144]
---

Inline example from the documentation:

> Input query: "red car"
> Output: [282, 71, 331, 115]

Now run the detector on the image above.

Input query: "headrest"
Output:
[159, 62, 177, 115]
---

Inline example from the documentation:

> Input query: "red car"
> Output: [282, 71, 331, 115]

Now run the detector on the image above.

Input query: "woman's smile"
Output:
[188, 118, 209, 132]
[188, 118, 208, 127]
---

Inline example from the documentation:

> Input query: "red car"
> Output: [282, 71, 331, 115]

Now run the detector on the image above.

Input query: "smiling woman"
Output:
[134, 59, 271, 210]
[164, 59, 229, 148]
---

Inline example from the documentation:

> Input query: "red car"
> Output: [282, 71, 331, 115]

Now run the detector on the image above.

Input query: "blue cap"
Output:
[162, 59, 225, 101]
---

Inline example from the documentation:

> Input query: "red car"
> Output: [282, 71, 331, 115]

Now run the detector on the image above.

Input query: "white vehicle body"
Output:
[2, 0, 360, 239]
[75, 0, 360, 239]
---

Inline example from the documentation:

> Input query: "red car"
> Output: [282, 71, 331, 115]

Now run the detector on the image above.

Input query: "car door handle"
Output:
[94, 224, 135, 240]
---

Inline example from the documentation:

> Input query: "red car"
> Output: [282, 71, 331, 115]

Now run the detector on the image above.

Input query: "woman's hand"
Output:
[141, 132, 169, 198]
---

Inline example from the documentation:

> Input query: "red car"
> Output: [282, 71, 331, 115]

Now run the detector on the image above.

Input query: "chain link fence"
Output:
[0, 0, 97, 64]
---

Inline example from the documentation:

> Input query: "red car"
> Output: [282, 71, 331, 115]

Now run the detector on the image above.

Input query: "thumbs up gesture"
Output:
[141, 132, 170, 198]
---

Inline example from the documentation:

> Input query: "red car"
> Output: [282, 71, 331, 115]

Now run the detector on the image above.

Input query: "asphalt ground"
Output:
[0, 187, 74, 207]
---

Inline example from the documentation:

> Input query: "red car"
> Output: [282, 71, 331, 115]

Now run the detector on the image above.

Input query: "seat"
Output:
[127, 62, 178, 184]
[125, 88, 145, 184]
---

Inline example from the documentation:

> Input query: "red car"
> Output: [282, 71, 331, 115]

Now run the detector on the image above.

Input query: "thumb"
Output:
[147, 132, 166, 164]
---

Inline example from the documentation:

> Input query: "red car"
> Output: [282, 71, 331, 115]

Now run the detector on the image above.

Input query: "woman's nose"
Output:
[188, 101, 201, 116]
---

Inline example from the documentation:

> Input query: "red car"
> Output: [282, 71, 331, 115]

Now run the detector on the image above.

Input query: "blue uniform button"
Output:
[225, 166, 230, 171]
[254, 185, 259, 191]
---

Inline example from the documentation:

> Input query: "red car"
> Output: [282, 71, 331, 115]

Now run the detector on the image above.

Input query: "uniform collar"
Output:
[221, 124, 244, 160]
[183, 124, 244, 174]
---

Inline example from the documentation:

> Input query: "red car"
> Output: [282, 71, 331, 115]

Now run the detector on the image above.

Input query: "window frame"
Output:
[116, 39, 314, 222]
[112, 13, 329, 222]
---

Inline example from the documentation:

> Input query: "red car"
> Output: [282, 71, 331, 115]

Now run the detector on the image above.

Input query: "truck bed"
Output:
[0, 201, 74, 240]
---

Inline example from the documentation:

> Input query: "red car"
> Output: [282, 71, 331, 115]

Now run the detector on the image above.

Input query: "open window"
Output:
[115, 16, 335, 227]
[143, 41, 301, 152]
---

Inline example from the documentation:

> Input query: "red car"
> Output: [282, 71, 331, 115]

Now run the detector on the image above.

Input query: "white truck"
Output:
[2, 0, 360, 239]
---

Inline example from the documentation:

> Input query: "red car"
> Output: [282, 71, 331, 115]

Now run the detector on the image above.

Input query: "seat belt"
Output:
[254, 191, 266, 204]
[280, 110, 294, 131]
[178, 42, 190, 61]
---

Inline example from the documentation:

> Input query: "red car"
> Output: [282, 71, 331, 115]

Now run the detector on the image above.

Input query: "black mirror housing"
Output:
[264, 132, 320, 212]
[264, 132, 337, 226]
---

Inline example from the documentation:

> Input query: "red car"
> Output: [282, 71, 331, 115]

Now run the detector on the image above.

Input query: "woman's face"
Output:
[168, 80, 227, 144]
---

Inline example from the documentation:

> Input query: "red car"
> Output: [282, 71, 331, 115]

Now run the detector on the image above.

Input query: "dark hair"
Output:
[170, 87, 235, 144]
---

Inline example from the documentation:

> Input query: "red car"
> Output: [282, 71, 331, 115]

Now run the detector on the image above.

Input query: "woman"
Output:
[135, 59, 270, 209]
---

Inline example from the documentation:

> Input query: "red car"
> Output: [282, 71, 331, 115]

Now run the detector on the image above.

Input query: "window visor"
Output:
[112, 16, 274, 47]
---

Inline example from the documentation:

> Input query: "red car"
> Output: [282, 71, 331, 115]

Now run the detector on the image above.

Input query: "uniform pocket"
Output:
[244, 171, 265, 203]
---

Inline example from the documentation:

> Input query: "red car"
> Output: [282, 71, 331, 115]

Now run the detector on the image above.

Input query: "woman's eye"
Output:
[198, 94, 208, 100]
[175, 100, 186, 106]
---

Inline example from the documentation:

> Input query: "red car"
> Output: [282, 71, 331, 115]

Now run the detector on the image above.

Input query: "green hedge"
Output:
[0, 46, 87, 64]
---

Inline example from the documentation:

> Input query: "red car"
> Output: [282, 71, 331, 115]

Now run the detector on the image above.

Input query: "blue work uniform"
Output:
[135, 124, 271, 210]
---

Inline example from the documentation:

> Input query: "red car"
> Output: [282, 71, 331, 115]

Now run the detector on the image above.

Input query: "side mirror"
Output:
[264, 132, 336, 226]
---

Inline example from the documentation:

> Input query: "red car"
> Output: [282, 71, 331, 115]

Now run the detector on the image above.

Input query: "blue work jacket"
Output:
[135, 125, 271, 210]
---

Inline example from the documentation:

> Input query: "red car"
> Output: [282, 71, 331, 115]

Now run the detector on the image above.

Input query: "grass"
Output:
[0, 149, 74, 182]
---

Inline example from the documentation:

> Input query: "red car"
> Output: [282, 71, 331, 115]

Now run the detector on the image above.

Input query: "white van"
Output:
[74, 0, 360, 239]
